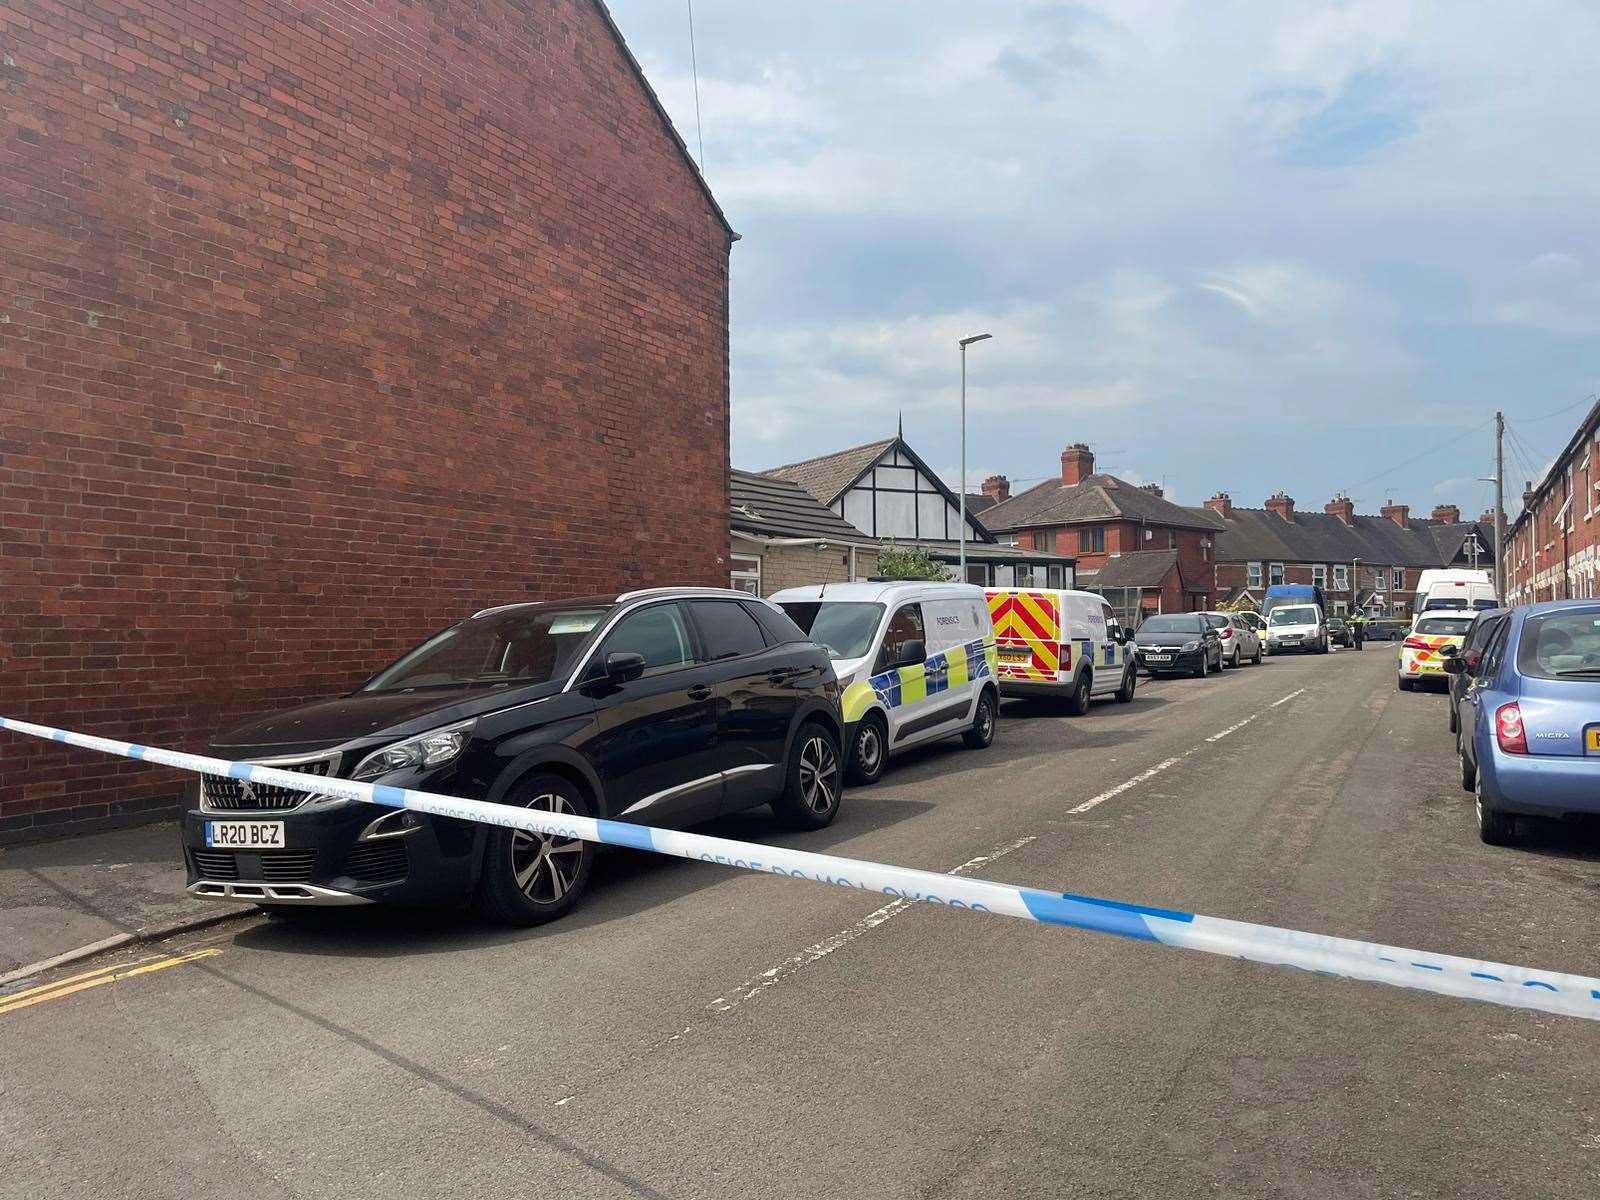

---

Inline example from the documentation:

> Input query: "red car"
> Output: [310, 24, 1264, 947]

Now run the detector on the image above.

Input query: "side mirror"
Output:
[605, 651, 646, 684]
[1437, 643, 1458, 657]
[893, 638, 926, 668]
[1441, 655, 1467, 676]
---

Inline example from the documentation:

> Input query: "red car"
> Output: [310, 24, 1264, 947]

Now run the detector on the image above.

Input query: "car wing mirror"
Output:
[1441, 655, 1467, 675]
[605, 651, 646, 684]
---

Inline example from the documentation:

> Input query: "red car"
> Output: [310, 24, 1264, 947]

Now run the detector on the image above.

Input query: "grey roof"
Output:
[729, 470, 873, 543]
[1082, 549, 1181, 589]
[762, 439, 896, 506]
[965, 492, 998, 515]
[982, 474, 1217, 533]
[1185, 505, 1496, 570]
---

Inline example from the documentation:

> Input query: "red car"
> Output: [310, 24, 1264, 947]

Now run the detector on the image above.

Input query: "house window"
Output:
[1312, 564, 1327, 587]
[1269, 563, 1285, 586]
[1078, 526, 1105, 553]
[730, 554, 761, 596]
[1392, 567, 1404, 590]
[1168, 530, 1177, 549]
[1335, 600, 1348, 616]
[1332, 564, 1349, 590]
[1247, 562, 1262, 588]
[1374, 570, 1386, 594]
[1048, 565, 1065, 588]
[1034, 529, 1053, 553]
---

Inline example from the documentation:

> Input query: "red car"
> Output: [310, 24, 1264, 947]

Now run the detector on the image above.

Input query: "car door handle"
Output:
[767, 668, 794, 684]
[687, 685, 713, 702]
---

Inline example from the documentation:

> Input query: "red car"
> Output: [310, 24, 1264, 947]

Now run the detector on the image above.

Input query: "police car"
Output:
[1398, 611, 1478, 691]
[771, 581, 998, 785]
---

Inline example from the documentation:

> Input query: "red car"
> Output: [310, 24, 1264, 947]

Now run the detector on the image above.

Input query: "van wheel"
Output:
[772, 722, 842, 830]
[1114, 664, 1136, 703]
[846, 713, 887, 785]
[1065, 670, 1091, 716]
[963, 690, 997, 748]
[473, 773, 595, 927]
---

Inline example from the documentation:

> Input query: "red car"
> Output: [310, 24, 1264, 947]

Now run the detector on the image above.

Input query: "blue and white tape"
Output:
[5, 714, 1599, 1022]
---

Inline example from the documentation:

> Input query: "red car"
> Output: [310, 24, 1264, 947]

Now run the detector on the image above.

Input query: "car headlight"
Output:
[352, 719, 475, 782]
[1181, 640, 1200, 652]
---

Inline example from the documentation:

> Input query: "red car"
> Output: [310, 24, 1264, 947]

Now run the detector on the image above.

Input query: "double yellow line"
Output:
[0, 948, 221, 1016]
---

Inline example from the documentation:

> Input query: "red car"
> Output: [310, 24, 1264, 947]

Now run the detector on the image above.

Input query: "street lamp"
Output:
[958, 333, 992, 581]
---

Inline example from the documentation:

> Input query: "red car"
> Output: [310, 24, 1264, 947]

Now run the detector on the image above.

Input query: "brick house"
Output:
[1195, 493, 1497, 617]
[1505, 397, 1600, 604]
[729, 469, 878, 597]
[0, 0, 734, 838]
[979, 444, 1217, 617]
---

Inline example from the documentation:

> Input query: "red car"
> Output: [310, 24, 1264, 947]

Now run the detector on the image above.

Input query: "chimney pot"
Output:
[1324, 494, 1355, 525]
[1430, 503, 1461, 524]
[1264, 491, 1296, 521]
[1203, 491, 1232, 518]
[981, 474, 1010, 503]
[1060, 443, 1096, 486]
[1139, 482, 1164, 498]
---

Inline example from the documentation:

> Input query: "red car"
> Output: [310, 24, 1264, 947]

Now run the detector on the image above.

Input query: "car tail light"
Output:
[1220, 627, 1232, 638]
[1060, 642, 1071, 671]
[1495, 703, 1528, 755]
[1403, 636, 1430, 651]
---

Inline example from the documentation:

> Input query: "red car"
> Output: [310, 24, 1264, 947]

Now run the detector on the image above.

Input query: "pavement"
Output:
[4, 647, 1600, 1199]
[0, 820, 236, 982]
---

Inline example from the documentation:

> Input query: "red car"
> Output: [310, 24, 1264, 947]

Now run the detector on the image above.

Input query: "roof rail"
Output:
[471, 601, 543, 618]
[615, 586, 756, 603]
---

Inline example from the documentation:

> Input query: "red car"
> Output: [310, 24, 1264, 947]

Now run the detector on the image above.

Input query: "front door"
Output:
[584, 602, 721, 826]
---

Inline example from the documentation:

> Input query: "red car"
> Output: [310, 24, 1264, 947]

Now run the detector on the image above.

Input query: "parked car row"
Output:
[1400, 599, 1600, 847]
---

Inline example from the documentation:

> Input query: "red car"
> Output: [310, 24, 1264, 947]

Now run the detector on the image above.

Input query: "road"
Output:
[4, 647, 1599, 1199]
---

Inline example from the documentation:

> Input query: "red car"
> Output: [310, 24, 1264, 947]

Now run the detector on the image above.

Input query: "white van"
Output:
[1414, 568, 1497, 613]
[770, 581, 999, 785]
[984, 587, 1138, 712]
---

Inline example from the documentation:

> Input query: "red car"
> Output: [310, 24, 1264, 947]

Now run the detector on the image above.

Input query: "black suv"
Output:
[182, 588, 843, 925]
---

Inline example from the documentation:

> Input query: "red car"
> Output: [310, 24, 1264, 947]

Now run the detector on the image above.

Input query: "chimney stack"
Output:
[1523, 482, 1534, 511]
[1380, 498, 1410, 527]
[1204, 491, 1232, 518]
[1264, 491, 1296, 521]
[1430, 503, 1461, 524]
[1324, 494, 1355, 526]
[1060, 443, 1096, 486]
[1139, 482, 1164, 499]
[982, 474, 1010, 504]
[1478, 508, 1497, 525]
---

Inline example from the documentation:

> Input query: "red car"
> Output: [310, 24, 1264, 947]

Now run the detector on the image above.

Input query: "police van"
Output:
[771, 581, 998, 785]
[985, 587, 1138, 713]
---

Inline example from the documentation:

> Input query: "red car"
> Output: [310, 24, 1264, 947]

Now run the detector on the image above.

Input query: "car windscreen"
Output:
[1415, 616, 1475, 637]
[1137, 615, 1200, 635]
[1516, 609, 1600, 681]
[778, 601, 885, 660]
[1268, 606, 1318, 626]
[363, 606, 611, 692]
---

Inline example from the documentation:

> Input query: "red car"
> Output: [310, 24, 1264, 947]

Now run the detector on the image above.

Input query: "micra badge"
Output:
[1535, 731, 1571, 740]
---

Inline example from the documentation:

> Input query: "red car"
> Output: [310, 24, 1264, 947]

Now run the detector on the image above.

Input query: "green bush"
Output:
[876, 544, 955, 582]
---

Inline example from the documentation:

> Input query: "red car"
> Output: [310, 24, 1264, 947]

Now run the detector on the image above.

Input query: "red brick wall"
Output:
[0, 0, 732, 837]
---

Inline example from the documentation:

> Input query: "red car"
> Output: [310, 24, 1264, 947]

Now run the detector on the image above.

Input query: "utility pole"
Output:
[1494, 410, 1505, 600]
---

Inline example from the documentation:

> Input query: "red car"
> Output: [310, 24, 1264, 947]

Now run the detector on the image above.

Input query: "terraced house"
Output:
[1195, 492, 1498, 617]
[978, 443, 1219, 622]
[1505, 396, 1600, 604]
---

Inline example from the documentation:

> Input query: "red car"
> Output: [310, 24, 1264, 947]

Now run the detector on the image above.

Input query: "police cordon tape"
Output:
[5, 713, 1599, 1023]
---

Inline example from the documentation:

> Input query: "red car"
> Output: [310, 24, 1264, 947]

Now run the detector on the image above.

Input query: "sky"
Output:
[606, 1, 1600, 518]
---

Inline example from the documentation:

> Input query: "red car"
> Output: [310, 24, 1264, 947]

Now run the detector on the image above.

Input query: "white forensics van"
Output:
[771, 581, 999, 786]
[1415, 569, 1497, 613]
[985, 587, 1138, 713]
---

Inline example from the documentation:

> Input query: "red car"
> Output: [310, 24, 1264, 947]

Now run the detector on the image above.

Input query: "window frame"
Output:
[1269, 562, 1285, 586]
[1247, 561, 1262, 588]
[591, 600, 699, 680]
[875, 602, 927, 674]
[729, 553, 762, 596]
[1312, 563, 1327, 588]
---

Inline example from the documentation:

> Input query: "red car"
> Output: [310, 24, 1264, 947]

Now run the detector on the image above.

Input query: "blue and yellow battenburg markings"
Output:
[841, 636, 996, 722]
[5, 713, 1600, 1023]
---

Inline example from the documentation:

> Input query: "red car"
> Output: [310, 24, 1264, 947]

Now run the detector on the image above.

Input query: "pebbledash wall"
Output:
[0, 0, 734, 838]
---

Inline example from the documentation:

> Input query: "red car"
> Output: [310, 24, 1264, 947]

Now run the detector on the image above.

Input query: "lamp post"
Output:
[958, 333, 992, 581]
[1351, 556, 1360, 616]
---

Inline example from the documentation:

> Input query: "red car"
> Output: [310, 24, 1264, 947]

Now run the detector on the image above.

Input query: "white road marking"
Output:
[1071, 688, 1308, 813]
[704, 835, 1037, 1016]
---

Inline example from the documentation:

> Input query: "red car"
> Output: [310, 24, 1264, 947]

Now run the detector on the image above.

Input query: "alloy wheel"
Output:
[510, 793, 585, 904]
[799, 734, 840, 815]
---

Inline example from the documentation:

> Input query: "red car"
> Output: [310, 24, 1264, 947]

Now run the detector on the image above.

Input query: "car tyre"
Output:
[1065, 669, 1092, 716]
[474, 772, 595, 927]
[1252, 642, 1264, 665]
[1114, 664, 1136, 703]
[1458, 734, 1476, 793]
[772, 722, 842, 830]
[1397, 676, 1413, 691]
[1475, 776, 1515, 846]
[1228, 647, 1241, 670]
[963, 689, 998, 748]
[846, 713, 888, 785]
[1447, 702, 1458, 735]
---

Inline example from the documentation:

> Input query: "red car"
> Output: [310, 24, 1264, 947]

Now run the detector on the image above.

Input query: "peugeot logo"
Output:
[238, 779, 258, 802]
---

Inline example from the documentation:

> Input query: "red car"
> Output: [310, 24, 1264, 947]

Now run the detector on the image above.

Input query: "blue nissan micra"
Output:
[1450, 600, 1600, 845]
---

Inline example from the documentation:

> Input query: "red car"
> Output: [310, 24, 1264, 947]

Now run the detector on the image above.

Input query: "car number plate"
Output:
[205, 820, 285, 849]
[1145, 653, 1172, 663]
[999, 648, 1032, 663]
[1281, 637, 1301, 645]
[1587, 729, 1600, 753]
